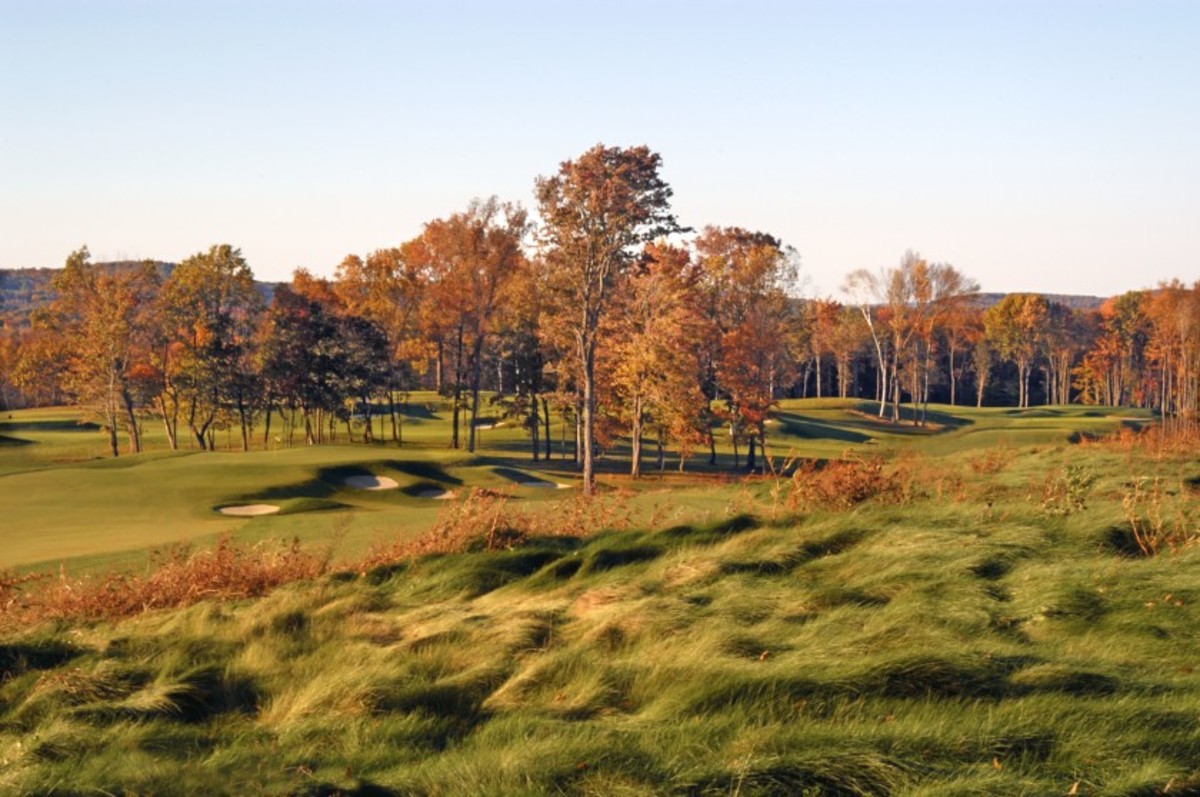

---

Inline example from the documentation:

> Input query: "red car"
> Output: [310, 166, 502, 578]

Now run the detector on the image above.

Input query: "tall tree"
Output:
[407, 198, 528, 453]
[37, 248, 160, 455]
[806, 298, 841, 398]
[335, 248, 427, 444]
[609, 242, 707, 477]
[536, 144, 682, 494]
[984, 293, 1047, 408]
[159, 244, 261, 450]
[695, 226, 797, 471]
[914, 261, 978, 423]
[843, 268, 892, 417]
[827, 305, 869, 399]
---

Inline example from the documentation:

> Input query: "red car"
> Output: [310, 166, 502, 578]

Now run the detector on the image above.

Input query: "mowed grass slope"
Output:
[0, 398, 1149, 574]
[0, 401, 573, 572]
[2, 407, 1198, 795]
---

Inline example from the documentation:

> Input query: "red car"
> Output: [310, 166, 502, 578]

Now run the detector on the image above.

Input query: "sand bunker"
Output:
[416, 489, 457, 500]
[521, 480, 572, 490]
[217, 504, 280, 516]
[344, 475, 399, 490]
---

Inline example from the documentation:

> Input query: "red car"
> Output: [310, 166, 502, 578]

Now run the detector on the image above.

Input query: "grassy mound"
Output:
[3, 433, 1200, 795]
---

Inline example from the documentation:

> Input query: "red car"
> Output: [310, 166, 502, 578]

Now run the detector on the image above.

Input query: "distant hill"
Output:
[975, 292, 1106, 311]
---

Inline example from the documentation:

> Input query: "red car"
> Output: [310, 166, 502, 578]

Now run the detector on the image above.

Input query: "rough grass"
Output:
[2, 423, 1200, 795]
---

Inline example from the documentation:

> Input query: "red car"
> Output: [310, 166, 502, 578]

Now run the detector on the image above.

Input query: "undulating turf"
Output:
[1, 398, 1196, 795]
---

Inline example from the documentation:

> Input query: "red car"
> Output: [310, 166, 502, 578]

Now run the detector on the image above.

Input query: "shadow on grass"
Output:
[493, 466, 555, 486]
[719, 528, 869, 576]
[388, 460, 462, 485]
[1101, 525, 1152, 558]
[237, 461, 466, 505]
[773, 412, 871, 443]
[397, 403, 441, 420]
[0, 420, 100, 432]
[0, 640, 82, 678]
[0, 434, 33, 447]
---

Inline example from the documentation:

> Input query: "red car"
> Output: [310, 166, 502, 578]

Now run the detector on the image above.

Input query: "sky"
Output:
[1, 0, 1197, 297]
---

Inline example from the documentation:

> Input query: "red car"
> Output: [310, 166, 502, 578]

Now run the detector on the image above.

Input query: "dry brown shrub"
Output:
[1122, 476, 1199, 556]
[967, 444, 1014, 475]
[0, 535, 329, 632]
[787, 455, 902, 511]
[358, 488, 526, 570]
[1091, 419, 1200, 458]
[357, 487, 634, 573]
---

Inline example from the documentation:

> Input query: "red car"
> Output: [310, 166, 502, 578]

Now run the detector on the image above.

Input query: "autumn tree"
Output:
[941, 295, 982, 406]
[404, 198, 528, 453]
[843, 268, 892, 416]
[335, 247, 427, 444]
[1100, 291, 1150, 407]
[536, 144, 682, 494]
[260, 283, 338, 446]
[984, 293, 1047, 408]
[827, 305, 869, 399]
[1040, 302, 1092, 405]
[806, 298, 841, 398]
[695, 226, 797, 471]
[159, 244, 261, 450]
[971, 332, 994, 408]
[608, 242, 707, 477]
[34, 247, 160, 455]
[1144, 280, 1200, 420]
[913, 261, 978, 423]
[492, 252, 559, 462]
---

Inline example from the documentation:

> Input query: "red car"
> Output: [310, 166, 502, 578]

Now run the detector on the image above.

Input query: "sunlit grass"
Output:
[2, 425, 1200, 793]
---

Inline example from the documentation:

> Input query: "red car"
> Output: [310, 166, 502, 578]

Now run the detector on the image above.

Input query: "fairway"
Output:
[0, 399, 1150, 573]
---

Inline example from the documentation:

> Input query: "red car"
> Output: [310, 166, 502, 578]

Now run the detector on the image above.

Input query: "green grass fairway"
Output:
[1, 399, 1151, 574]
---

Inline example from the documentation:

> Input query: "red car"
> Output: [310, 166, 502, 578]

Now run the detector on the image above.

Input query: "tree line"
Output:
[1, 144, 1198, 492]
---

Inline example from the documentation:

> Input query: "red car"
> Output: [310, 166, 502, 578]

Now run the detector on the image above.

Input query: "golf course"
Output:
[4, 398, 1200, 795]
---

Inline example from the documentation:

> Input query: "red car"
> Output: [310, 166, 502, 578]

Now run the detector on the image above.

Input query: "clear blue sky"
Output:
[2, 0, 1197, 296]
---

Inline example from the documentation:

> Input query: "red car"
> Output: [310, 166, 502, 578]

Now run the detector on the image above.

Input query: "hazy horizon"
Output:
[3, 0, 1197, 297]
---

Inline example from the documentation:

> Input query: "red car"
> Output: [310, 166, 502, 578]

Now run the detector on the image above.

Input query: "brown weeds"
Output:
[967, 444, 1014, 475]
[1122, 476, 1199, 556]
[787, 455, 904, 512]
[1091, 419, 1200, 459]
[359, 487, 633, 574]
[0, 535, 329, 632]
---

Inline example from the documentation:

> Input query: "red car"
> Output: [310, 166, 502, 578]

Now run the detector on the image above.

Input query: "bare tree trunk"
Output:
[119, 389, 140, 454]
[158, 393, 178, 450]
[582, 341, 597, 494]
[730, 417, 740, 470]
[435, 336, 444, 392]
[948, 343, 957, 406]
[467, 333, 485, 453]
[530, 393, 540, 461]
[263, 396, 275, 448]
[451, 326, 463, 449]
[574, 402, 582, 467]
[630, 394, 643, 478]
[542, 397, 552, 460]
[236, 395, 249, 452]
